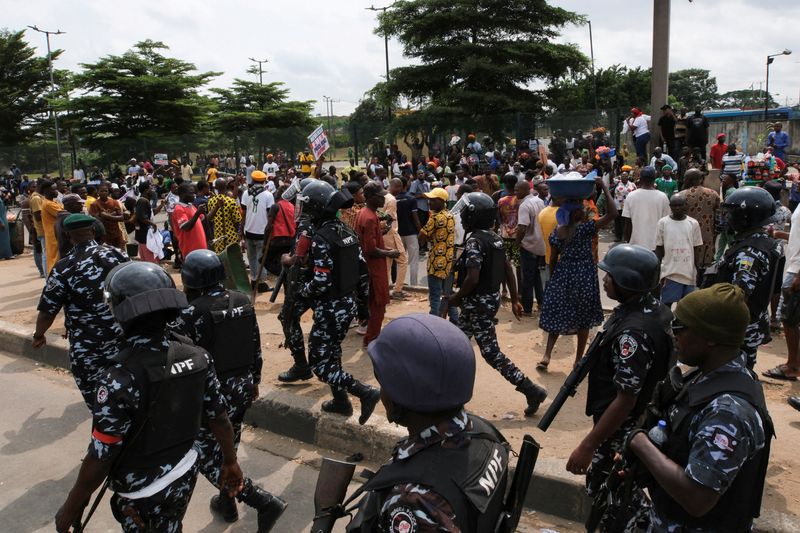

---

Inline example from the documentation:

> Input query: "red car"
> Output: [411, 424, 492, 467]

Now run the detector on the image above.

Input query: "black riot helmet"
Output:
[297, 180, 337, 222]
[722, 186, 777, 233]
[181, 249, 226, 289]
[452, 192, 497, 231]
[598, 244, 660, 293]
[281, 177, 316, 202]
[104, 262, 188, 330]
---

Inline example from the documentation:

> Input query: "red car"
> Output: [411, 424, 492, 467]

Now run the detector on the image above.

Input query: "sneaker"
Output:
[356, 326, 367, 335]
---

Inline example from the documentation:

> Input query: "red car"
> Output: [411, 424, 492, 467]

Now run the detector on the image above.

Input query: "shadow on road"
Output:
[0, 464, 80, 532]
[2, 401, 87, 455]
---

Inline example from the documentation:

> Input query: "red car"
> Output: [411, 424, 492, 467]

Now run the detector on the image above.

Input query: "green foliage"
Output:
[717, 89, 777, 110]
[376, 0, 587, 138]
[668, 69, 718, 110]
[547, 64, 652, 111]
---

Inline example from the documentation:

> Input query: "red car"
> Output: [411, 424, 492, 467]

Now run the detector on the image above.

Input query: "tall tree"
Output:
[68, 40, 218, 158]
[547, 64, 652, 111]
[0, 29, 58, 147]
[668, 68, 718, 109]
[717, 89, 777, 109]
[377, 0, 587, 138]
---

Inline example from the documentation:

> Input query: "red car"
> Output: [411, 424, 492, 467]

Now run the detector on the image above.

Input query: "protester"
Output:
[241, 171, 273, 292]
[677, 168, 721, 268]
[721, 143, 744, 179]
[396, 177, 422, 286]
[709, 133, 728, 170]
[88, 184, 126, 249]
[655, 164, 678, 199]
[516, 181, 546, 315]
[613, 168, 636, 242]
[173, 182, 207, 261]
[768, 122, 790, 161]
[56, 194, 104, 259]
[29, 180, 47, 276]
[686, 106, 710, 160]
[649, 146, 676, 169]
[207, 178, 242, 254]
[134, 183, 163, 263]
[658, 104, 679, 158]
[622, 107, 652, 161]
[41, 181, 64, 274]
[419, 187, 456, 320]
[656, 195, 703, 305]
[622, 166, 670, 251]
[384, 178, 409, 299]
[339, 181, 364, 230]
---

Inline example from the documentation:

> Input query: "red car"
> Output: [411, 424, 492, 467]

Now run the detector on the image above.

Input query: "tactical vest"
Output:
[457, 230, 505, 294]
[650, 369, 773, 531]
[316, 221, 360, 300]
[191, 290, 257, 379]
[115, 338, 207, 471]
[349, 416, 508, 533]
[715, 232, 783, 322]
[586, 298, 673, 420]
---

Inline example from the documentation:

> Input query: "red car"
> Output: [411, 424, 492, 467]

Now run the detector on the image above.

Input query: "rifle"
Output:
[537, 330, 605, 432]
[495, 435, 540, 533]
[310, 458, 362, 533]
[270, 266, 287, 303]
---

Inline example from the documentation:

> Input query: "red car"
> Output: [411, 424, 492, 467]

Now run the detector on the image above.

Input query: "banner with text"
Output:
[308, 124, 330, 159]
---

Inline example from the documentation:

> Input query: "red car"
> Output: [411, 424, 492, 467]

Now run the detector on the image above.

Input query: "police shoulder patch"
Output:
[389, 506, 417, 533]
[711, 428, 737, 453]
[618, 334, 638, 360]
[96, 385, 109, 404]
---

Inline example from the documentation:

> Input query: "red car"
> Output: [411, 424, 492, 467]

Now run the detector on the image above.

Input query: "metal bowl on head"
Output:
[546, 170, 598, 199]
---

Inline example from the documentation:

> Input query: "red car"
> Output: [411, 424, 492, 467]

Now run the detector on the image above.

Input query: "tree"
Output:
[67, 40, 219, 159]
[376, 0, 587, 139]
[717, 89, 777, 110]
[0, 29, 58, 147]
[668, 68, 718, 109]
[547, 64, 652, 111]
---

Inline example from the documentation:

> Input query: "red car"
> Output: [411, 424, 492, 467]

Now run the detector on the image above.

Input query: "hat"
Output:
[423, 188, 449, 202]
[661, 164, 673, 171]
[674, 283, 750, 347]
[631, 107, 642, 116]
[62, 193, 85, 205]
[251, 170, 267, 182]
[717, 133, 727, 140]
[660, 104, 672, 110]
[266, 153, 274, 158]
[621, 165, 633, 172]
[63, 213, 96, 231]
[363, 181, 386, 197]
[170, 159, 179, 165]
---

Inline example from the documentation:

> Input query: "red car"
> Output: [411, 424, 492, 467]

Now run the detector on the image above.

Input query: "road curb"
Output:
[1, 320, 795, 528]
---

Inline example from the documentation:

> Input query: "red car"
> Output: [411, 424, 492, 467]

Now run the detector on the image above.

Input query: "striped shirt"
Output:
[721, 153, 744, 177]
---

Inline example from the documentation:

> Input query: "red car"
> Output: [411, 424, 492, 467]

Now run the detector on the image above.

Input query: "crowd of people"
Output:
[1, 111, 797, 532]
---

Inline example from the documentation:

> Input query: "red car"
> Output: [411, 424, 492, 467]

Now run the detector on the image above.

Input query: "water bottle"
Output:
[647, 420, 669, 448]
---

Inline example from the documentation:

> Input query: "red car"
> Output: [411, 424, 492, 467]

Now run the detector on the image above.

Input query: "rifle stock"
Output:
[310, 458, 357, 533]
[537, 330, 605, 432]
[270, 267, 287, 303]
[495, 435, 540, 533]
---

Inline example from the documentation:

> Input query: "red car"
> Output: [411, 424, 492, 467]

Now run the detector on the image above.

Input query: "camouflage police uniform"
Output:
[37, 240, 129, 408]
[300, 219, 368, 392]
[172, 285, 262, 489]
[278, 216, 313, 364]
[455, 235, 525, 386]
[90, 333, 227, 532]
[649, 360, 767, 533]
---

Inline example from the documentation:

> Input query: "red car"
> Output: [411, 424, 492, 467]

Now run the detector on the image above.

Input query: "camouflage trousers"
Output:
[586, 430, 650, 533]
[739, 321, 767, 370]
[457, 292, 525, 387]
[278, 288, 311, 368]
[111, 464, 198, 532]
[308, 295, 358, 390]
[196, 374, 254, 488]
[69, 340, 118, 409]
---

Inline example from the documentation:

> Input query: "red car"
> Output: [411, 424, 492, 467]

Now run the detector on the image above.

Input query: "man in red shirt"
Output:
[709, 133, 728, 170]
[173, 182, 207, 260]
[355, 182, 400, 346]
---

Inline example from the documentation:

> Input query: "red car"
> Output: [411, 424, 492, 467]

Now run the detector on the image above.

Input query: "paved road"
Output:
[0, 351, 581, 533]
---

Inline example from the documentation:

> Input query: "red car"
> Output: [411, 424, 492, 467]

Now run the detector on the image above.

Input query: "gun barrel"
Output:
[537, 385, 573, 431]
[270, 268, 287, 303]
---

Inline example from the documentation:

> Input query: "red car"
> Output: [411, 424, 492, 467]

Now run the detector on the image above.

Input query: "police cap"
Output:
[367, 313, 475, 412]
[63, 213, 95, 231]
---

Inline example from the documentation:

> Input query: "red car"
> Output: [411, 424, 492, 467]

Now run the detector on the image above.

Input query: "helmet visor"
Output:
[449, 194, 472, 216]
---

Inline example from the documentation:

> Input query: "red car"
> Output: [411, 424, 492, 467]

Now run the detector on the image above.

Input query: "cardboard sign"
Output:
[153, 153, 168, 166]
[308, 125, 329, 159]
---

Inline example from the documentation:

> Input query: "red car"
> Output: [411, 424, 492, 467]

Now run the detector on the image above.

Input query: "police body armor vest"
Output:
[115, 337, 207, 471]
[191, 290, 256, 379]
[458, 230, 505, 294]
[715, 233, 783, 322]
[315, 221, 360, 300]
[650, 369, 773, 531]
[586, 298, 673, 420]
[349, 416, 508, 533]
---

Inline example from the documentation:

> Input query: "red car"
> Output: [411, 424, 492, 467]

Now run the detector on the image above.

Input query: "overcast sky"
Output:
[7, 0, 799, 116]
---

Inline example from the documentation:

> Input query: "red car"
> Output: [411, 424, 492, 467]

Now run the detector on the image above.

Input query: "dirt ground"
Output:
[0, 247, 797, 519]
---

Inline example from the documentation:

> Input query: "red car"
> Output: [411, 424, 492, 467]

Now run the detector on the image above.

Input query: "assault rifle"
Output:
[270, 266, 287, 303]
[537, 330, 606, 431]
[495, 434, 540, 533]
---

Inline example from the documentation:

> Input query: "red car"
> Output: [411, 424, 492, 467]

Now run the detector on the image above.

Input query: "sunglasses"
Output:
[671, 318, 687, 333]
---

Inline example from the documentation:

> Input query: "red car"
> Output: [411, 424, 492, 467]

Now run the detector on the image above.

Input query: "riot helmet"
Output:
[598, 244, 660, 293]
[721, 186, 776, 233]
[296, 180, 337, 222]
[282, 177, 316, 202]
[104, 262, 188, 330]
[181, 249, 226, 290]
[451, 191, 497, 231]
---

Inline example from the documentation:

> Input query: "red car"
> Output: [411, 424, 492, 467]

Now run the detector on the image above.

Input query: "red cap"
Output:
[631, 107, 641, 116]
[717, 133, 726, 140]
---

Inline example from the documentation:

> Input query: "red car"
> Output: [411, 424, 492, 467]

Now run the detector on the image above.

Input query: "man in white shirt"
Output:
[648, 146, 676, 169]
[622, 107, 652, 161]
[516, 181, 546, 314]
[622, 166, 670, 250]
[655, 195, 703, 305]
[767, 205, 800, 380]
[241, 170, 274, 291]
[262, 154, 279, 179]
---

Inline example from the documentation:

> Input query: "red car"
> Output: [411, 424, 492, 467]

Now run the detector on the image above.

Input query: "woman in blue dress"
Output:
[537, 177, 616, 370]
[0, 196, 13, 259]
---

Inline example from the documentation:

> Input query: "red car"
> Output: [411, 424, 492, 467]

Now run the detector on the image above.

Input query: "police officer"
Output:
[446, 191, 548, 416]
[629, 283, 772, 532]
[349, 313, 509, 531]
[298, 180, 380, 424]
[175, 250, 286, 531]
[566, 244, 673, 532]
[55, 261, 244, 532]
[277, 177, 316, 382]
[711, 186, 782, 369]
[33, 213, 129, 408]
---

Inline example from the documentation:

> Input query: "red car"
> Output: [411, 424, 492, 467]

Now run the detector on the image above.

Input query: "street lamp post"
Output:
[27, 25, 65, 179]
[366, 4, 393, 123]
[587, 20, 598, 120]
[765, 49, 792, 118]
[248, 57, 269, 85]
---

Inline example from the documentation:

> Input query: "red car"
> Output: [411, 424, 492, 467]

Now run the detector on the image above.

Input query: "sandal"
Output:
[762, 365, 798, 381]
[536, 361, 549, 372]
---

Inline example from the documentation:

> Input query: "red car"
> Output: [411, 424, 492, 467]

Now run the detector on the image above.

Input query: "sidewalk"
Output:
[1, 248, 798, 527]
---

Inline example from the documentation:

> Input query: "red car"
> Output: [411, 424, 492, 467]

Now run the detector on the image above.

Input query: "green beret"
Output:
[674, 283, 750, 346]
[661, 164, 673, 171]
[63, 213, 96, 231]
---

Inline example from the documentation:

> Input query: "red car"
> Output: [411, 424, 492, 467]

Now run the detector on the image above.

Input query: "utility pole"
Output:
[248, 57, 269, 85]
[366, 4, 393, 124]
[588, 20, 598, 120]
[649, 0, 670, 153]
[28, 25, 65, 179]
[322, 96, 338, 159]
[765, 49, 792, 118]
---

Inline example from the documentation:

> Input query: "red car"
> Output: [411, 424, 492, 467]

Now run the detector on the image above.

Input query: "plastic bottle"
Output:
[647, 420, 669, 448]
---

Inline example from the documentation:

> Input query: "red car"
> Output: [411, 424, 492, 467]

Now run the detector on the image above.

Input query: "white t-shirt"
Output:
[622, 115, 651, 138]
[262, 162, 279, 177]
[656, 216, 703, 285]
[784, 206, 800, 274]
[242, 188, 274, 235]
[622, 188, 671, 250]
[517, 194, 546, 255]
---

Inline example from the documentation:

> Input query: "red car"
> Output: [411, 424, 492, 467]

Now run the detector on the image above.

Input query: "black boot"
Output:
[278, 364, 313, 383]
[210, 488, 239, 523]
[350, 381, 380, 425]
[321, 386, 353, 416]
[239, 480, 287, 533]
[517, 378, 548, 417]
